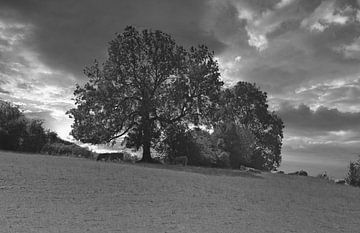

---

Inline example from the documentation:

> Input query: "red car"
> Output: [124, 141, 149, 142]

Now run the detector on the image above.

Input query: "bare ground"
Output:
[0, 150, 359, 233]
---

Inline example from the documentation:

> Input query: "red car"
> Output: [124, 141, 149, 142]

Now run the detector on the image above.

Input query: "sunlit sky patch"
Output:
[0, 0, 359, 177]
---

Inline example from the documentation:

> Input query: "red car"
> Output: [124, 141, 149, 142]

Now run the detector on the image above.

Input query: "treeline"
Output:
[0, 100, 94, 158]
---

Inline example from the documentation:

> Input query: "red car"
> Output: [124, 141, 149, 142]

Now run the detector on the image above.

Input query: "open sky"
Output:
[0, 0, 359, 177]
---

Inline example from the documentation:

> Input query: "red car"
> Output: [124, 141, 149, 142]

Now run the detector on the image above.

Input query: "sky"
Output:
[0, 0, 359, 178]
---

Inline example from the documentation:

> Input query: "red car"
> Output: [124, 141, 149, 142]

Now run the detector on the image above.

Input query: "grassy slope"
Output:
[0, 151, 359, 233]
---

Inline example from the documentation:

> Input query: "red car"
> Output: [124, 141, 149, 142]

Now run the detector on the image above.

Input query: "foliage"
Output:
[190, 128, 230, 167]
[214, 82, 284, 170]
[41, 142, 94, 158]
[345, 157, 360, 187]
[212, 122, 254, 169]
[153, 125, 230, 167]
[20, 119, 47, 152]
[67, 26, 223, 162]
[0, 100, 79, 154]
[0, 100, 27, 150]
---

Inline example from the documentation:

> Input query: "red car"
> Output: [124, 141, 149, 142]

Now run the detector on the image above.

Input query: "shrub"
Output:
[345, 157, 360, 187]
[41, 142, 94, 158]
[190, 128, 230, 168]
[156, 125, 230, 168]
[316, 172, 330, 181]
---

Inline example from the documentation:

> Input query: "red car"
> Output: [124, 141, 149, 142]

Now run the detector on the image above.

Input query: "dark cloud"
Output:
[298, 0, 323, 12]
[278, 103, 360, 132]
[239, 0, 281, 13]
[16, 82, 32, 90]
[335, 0, 359, 10]
[0, 37, 10, 47]
[0, 87, 10, 94]
[0, 0, 228, 78]
[304, 23, 360, 62]
[267, 19, 301, 39]
[204, 1, 250, 50]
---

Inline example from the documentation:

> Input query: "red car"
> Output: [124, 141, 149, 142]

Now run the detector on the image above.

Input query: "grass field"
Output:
[0, 150, 359, 233]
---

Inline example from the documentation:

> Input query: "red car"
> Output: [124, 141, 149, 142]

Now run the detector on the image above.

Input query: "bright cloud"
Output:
[0, 18, 75, 140]
[247, 28, 268, 51]
[301, 0, 356, 32]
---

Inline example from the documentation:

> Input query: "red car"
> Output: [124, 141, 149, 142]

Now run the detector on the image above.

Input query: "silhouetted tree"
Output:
[67, 26, 223, 162]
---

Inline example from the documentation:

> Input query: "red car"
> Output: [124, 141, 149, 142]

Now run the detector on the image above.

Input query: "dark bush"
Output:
[155, 125, 230, 167]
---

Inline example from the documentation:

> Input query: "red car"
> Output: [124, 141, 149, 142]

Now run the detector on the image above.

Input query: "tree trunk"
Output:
[139, 113, 153, 163]
[141, 139, 152, 162]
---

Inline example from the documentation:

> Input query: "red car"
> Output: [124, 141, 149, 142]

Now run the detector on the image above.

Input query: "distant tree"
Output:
[45, 130, 60, 144]
[0, 100, 63, 153]
[214, 82, 284, 170]
[0, 100, 27, 150]
[67, 26, 223, 162]
[21, 119, 47, 152]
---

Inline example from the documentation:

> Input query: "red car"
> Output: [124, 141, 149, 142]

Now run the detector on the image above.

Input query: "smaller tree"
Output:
[345, 156, 360, 187]
[21, 119, 47, 152]
[214, 82, 284, 170]
[0, 100, 27, 150]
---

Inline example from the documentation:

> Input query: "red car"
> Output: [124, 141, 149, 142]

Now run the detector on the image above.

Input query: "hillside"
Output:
[0, 150, 359, 233]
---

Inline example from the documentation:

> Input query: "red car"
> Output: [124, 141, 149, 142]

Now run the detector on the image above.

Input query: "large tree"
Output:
[67, 26, 223, 162]
[215, 81, 284, 170]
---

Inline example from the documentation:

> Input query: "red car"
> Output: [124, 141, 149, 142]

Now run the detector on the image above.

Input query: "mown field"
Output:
[0, 151, 359, 233]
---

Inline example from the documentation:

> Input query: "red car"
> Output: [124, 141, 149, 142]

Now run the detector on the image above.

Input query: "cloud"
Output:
[24, 109, 73, 139]
[300, 0, 359, 32]
[292, 78, 360, 112]
[0, 0, 230, 78]
[0, 14, 76, 139]
[336, 36, 360, 59]
[278, 103, 360, 133]
[277, 101, 360, 176]
[0, 87, 10, 94]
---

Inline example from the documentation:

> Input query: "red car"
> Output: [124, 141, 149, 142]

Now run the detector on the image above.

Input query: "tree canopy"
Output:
[67, 26, 223, 162]
[68, 26, 284, 169]
[214, 82, 284, 170]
